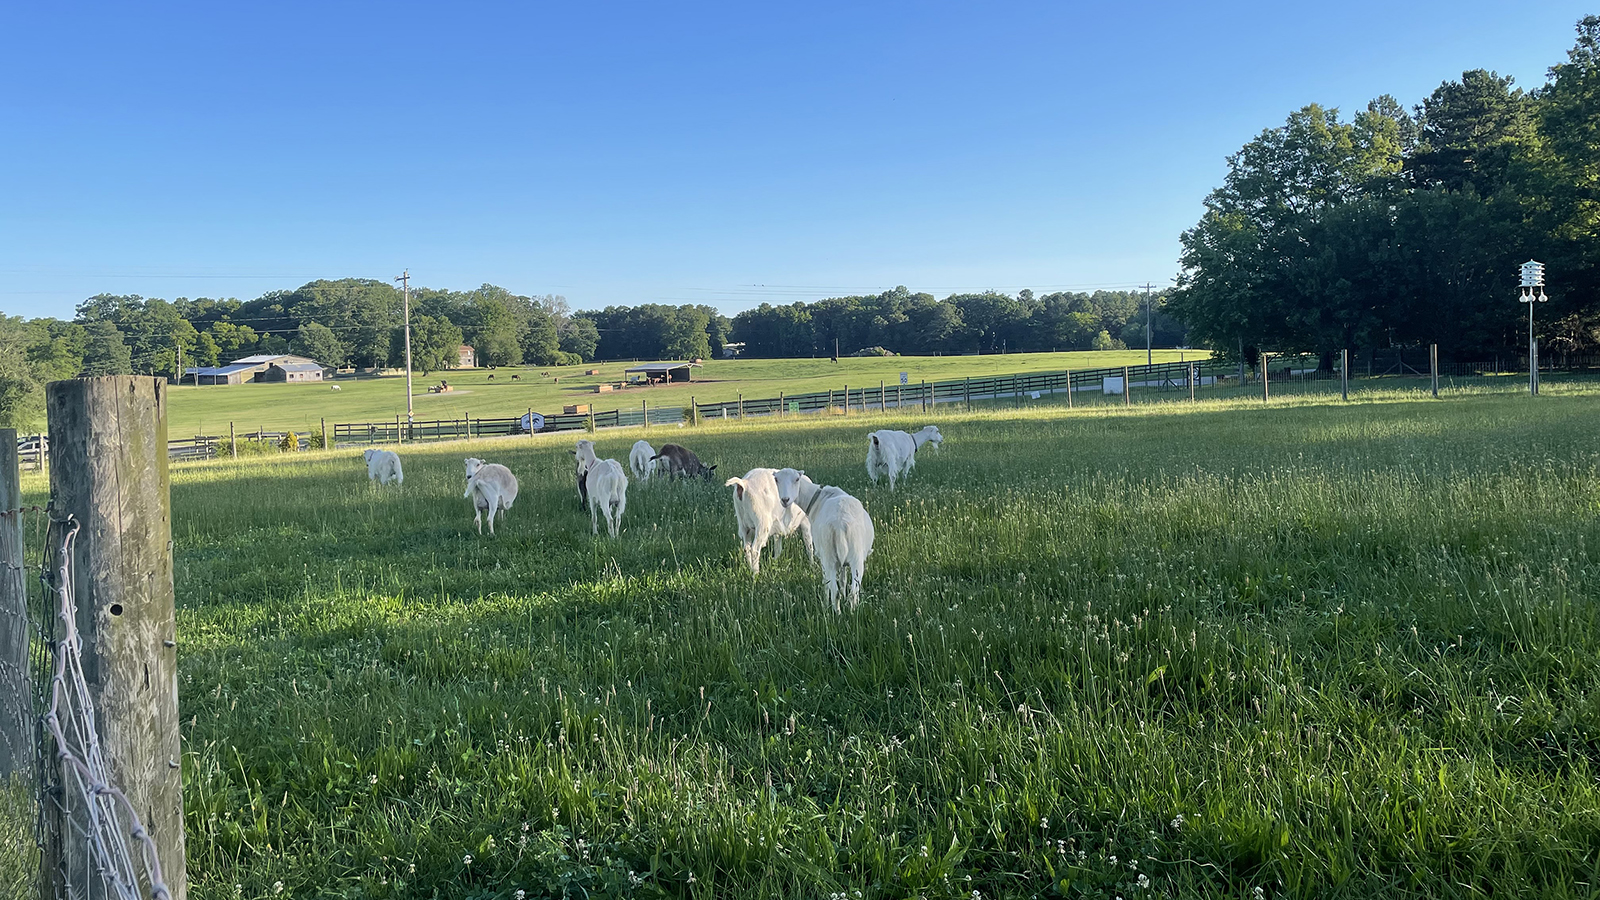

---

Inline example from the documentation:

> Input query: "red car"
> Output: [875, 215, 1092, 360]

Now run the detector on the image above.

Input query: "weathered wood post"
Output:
[1066, 370, 1073, 409]
[921, 380, 927, 413]
[642, 399, 649, 429]
[1122, 366, 1131, 407]
[964, 377, 971, 411]
[228, 422, 236, 459]
[842, 385, 848, 416]
[1190, 364, 1197, 402]
[320, 417, 327, 450]
[778, 392, 785, 416]
[0, 429, 30, 782]
[1262, 354, 1271, 402]
[1431, 343, 1440, 398]
[1341, 349, 1349, 401]
[691, 396, 699, 427]
[45, 376, 187, 900]
[738, 393, 744, 419]
[880, 380, 885, 412]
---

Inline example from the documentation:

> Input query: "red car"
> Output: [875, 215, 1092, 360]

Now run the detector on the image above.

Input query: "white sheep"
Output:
[724, 467, 783, 575]
[810, 490, 875, 611]
[629, 440, 656, 482]
[363, 448, 403, 486]
[585, 458, 629, 537]
[463, 457, 519, 535]
[330, 384, 342, 392]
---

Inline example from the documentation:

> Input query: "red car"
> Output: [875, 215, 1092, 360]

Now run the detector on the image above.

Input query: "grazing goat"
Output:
[569, 440, 599, 508]
[463, 457, 519, 535]
[724, 468, 783, 575]
[630, 440, 657, 482]
[653, 443, 717, 480]
[512, 373, 521, 381]
[330, 384, 342, 392]
[913, 424, 943, 451]
[487, 374, 495, 380]
[363, 448, 403, 486]
[811, 491, 875, 611]
[585, 458, 629, 537]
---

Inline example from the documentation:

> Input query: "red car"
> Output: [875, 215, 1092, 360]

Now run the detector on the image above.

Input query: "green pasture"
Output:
[15, 382, 1600, 899]
[161, 350, 1205, 438]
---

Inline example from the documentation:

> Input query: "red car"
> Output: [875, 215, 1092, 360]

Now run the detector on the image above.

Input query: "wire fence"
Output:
[13, 351, 1593, 467]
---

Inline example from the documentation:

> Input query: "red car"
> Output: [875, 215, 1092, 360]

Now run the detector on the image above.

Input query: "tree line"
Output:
[729, 285, 1179, 358]
[1168, 16, 1600, 367]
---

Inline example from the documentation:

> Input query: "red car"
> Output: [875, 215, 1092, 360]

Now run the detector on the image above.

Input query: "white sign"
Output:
[899, 372, 909, 385]
[520, 412, 545, 433]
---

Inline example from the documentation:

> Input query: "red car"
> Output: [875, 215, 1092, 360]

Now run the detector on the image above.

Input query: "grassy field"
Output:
[161, 350, 1205, 438]
[13, 381, 1600, 899]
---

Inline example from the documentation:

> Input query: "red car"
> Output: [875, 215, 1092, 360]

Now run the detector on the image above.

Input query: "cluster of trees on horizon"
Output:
[0, 279, 1176, 427]
[1170, 16, 1600, 367]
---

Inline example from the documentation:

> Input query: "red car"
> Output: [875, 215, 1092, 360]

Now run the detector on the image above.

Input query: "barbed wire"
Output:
[38, 515, 172, 900]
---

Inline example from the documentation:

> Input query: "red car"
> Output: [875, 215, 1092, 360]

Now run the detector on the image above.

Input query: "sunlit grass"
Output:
[18, 384, 1600, 898]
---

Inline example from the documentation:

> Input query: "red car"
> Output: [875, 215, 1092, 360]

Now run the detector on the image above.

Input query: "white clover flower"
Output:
[1039, 816, 1048, 829]
[1138, 874, 1150, 889]
[368, 774, 377, 785]
[516, 891, 525, 900]
[463, 854, 473, 865]
[272, 882, 284, 895]
[1254, 888, 1266, 900]
[1171, 813, 1185, 830]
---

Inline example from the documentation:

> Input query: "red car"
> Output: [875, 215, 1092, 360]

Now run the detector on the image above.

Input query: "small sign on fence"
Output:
[788, 401, 800, 413]
[899, 372, 909, 385]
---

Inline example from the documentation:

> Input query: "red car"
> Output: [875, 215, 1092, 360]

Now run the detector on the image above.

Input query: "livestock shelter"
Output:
[625, 361, 702, 384]
[261, 361, 325, 382]
[185, 354, 330, 385]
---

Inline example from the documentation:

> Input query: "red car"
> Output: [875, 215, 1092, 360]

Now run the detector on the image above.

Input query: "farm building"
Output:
[185, 354, 331, 385]
[458, 345, 476, 367]
[625, 361, 702, 384]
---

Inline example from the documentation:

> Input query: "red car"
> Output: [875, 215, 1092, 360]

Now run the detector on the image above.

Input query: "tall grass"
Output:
[20, 386, 1600, 898]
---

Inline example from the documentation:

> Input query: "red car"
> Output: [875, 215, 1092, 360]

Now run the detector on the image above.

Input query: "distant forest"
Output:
[0, 281, 1175, 428]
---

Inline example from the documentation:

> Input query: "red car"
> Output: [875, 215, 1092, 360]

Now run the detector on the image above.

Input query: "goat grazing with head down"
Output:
[585, 457, 629, 537]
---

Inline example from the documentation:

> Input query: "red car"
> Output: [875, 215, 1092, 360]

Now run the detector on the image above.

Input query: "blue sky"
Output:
[0, 1, 1591, 320]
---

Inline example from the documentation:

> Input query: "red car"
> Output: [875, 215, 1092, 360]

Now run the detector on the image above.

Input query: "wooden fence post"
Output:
[1065, 370, 1073, 409]
[1341, 349, 1349, 401]
[880, 380, 885, 412]
[0, 429, 29, 782]
[229, 422, 236, 459]
[1262, 354, 1271, 402]
[1123, 366, 1131, 407]
[320, 417, 327, 449]
[779, 392, 785, 416]
[1431, 343, 1440, 398]
[1190, 364, 1197, 402]
[642, 399, 649, 429]
[738, 393, 744, 419]
[44, 376, 187, 900]
[964, 377, 971, 411]
[921, 380, 928, 413]
[691, 396, 699, 427]
[843, 385, 848, 416]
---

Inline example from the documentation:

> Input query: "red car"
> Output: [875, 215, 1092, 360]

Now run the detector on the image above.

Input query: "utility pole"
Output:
[395, 270, 414, 427]
[1141, 282, 1156, 366]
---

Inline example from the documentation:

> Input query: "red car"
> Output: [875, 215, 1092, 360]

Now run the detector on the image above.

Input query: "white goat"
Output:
[865, 427, 942, 489]
[811, 490, 875, 611]
[772, 467, 850, 561]
[629, 440, 656, 482]
[363, 448, 403, 486]
[724, 467, 783, 575]
[463, 457, 519, 535]
[569, 439, 599, 508]
[585, 458, 629, 537]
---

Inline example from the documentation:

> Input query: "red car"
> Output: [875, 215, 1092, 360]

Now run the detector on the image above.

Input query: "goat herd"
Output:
[361, 424, 943, 611]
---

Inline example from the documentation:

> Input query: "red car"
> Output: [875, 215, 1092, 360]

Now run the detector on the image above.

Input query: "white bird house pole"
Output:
[1520, 260, 1546, 396]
